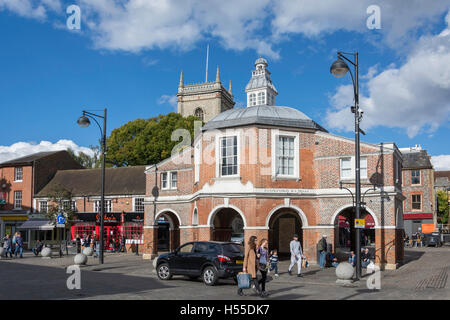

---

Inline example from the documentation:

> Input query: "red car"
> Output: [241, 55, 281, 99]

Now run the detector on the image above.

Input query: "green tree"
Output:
[45, 184, 76, 222]
[437, 189, 449, 224]
[106, 113, 201, 166]
[67, 146, 101, 168]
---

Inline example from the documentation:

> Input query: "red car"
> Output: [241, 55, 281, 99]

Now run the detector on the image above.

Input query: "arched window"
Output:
[257, 91, 265, 105]
[194, 108, 204, 121]
[192, 208, 199, 225]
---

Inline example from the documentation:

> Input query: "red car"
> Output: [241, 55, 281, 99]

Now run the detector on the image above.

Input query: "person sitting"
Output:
[361, 248, 372, 268]
[348, 251, 356, 267]
[32, 240, 44, 256]
[327, 250, 339, 268]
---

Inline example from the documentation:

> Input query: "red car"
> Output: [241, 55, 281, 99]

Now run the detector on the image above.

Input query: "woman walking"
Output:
[2, 234, 12, 258]
[257, 239, 269, 297]
[238, 235, 263, 297]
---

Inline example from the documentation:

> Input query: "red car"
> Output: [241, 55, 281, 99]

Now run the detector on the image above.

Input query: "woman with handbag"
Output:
[238, 235, 262, 297]
[257, 239, 270, 297]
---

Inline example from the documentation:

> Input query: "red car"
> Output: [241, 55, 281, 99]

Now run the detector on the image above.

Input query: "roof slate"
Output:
[401, 150, 433, 169]
[36, 166, 146, 197]
[0, 151, 64, 166]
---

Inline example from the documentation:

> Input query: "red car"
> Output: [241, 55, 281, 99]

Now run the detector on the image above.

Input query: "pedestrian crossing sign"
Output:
[354, 219, 365, 228]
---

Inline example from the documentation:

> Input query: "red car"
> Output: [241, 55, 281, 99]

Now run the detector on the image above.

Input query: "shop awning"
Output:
[18, 219, 54, 230]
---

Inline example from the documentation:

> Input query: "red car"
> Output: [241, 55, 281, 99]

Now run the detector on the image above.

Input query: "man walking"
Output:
[2, 234, 12, 258]
[318, 234, 328, 269]
[14, 232, 23, 258]
[288, 234, 303, 277]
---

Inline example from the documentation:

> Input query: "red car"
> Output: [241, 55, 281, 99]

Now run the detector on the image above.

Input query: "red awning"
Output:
[338, 214, 375, 228]
[363, 213, 375, 228]
[403, 213, 433, 220]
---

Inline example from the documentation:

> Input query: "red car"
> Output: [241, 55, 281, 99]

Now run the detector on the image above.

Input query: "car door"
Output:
[169, 242, 195, 274]
[190, 242, 211, 275]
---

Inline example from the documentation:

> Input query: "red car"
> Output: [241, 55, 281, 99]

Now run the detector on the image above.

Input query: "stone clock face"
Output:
[232, 217, 244, 234]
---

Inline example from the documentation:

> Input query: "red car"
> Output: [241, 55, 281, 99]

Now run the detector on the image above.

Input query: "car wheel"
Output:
[202, 266, 218, 286]
[157, 263, 172, 280]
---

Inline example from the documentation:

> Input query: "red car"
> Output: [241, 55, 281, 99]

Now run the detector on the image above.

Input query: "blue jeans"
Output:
[319, 251, 326, 268]
[14, 246, 23, 258]
[270, 262, 278, 274]
[332, 262, 339, 268]
[4, 247, 12, 258]
[362, 260, 371, 268]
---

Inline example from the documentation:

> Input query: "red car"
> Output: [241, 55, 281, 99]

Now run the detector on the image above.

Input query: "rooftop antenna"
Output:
[205, 44, 209, 82]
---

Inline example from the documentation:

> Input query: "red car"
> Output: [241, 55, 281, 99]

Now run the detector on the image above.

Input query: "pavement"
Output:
[0, 246, 449, 300]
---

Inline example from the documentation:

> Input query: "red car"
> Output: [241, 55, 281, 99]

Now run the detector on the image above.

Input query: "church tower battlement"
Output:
[177, 66, 235, 122]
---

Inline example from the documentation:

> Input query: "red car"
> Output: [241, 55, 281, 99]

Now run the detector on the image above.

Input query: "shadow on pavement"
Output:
[400, 249, 426, 267]
[0, 261, 173, 300]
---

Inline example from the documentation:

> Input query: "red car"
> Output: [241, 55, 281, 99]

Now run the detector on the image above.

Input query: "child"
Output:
[268, 249, 279, 277]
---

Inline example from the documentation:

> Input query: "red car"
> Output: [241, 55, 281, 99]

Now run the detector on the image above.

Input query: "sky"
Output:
[0, 0, 449, 169]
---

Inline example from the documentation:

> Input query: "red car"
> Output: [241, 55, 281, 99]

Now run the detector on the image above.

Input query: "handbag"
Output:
[237, 272, 252, 289]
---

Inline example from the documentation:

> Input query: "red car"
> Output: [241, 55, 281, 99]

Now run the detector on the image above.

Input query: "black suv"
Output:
[155, 241, 244, 285]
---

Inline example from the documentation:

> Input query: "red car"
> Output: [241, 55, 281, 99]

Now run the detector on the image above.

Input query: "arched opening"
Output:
[194, 108, 204, 122]
[333, 207, 376, 255]
[211, 208, 244, 244]
[268, 208, 303, 259]
[155, 210, 181, 252]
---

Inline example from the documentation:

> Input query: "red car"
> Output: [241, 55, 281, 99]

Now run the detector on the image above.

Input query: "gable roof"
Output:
[0, 151, 65, 167]
[36, 166, 146, 197]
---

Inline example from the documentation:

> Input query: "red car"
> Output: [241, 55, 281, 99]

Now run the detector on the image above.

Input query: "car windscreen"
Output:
[222, 243, 244, 256]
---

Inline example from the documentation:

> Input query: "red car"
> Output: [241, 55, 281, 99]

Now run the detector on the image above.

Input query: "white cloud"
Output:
[0, 0, 61, 19]
[431, 155, 450, 171]
[271, 0, 450, 48]
[0, 140, 94, 164]
[325, 14, 450, 138]
[157, 94, 177, 111]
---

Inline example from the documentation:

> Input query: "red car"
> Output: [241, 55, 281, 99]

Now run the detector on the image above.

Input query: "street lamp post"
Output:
[330, 52, 363, 280]
[77, 109, 107, 264]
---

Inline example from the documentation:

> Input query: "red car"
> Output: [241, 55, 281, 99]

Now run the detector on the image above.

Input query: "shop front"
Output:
[70, 211, 144, 252]
[1, 215, 29, 247]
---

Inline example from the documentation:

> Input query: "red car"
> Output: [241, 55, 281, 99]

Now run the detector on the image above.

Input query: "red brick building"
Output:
[143, 58, 405, 270]
[400, 146, 436, 235]
[0, 151, 83, 245]
[34, 166, 146, 251]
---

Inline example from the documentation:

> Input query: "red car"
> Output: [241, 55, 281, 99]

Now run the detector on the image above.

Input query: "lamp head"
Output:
[330, 58, 349, 78]
[77, 115, 90, 128]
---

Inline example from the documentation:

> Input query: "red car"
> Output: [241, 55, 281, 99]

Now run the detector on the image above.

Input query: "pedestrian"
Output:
[32, 240, 44, 256]
[11, 232, 17, 254]
[2, 234, 12, 258]
[317, 234, 328, 269]
[412, 232, 417, 247]
[268, 249, 279, 277]
[361, 248, 372, 268]
[288, 234, 304, 277]
[14, 232, 23, 258]
[348, 251, 356, 267]
[238, 235, 262, 297]
[327, 250, 339, 268]
[256, 239, 270, 297]
[76, 234, 81, 253]
[119, 235, 127, 253]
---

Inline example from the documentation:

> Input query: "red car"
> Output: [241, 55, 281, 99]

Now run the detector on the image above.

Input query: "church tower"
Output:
[245, 57, 278, 107]
[177, 66, 235, 122]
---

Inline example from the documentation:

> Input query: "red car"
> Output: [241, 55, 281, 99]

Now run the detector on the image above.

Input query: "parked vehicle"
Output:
[423, 233, 442, 247]
[155, 241, 244, 286]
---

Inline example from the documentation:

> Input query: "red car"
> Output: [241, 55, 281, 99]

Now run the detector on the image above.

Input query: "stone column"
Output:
[244, 227, 269, 251]
[197, 226, 213, 241]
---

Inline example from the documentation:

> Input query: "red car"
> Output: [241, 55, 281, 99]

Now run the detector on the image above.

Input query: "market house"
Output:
[143, 58, 406, 270]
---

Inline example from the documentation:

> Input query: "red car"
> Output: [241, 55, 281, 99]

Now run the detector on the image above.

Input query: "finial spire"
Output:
[229, 80, 233, 95]
[179, 70, 184, 87]
[216, 65, 220, 83]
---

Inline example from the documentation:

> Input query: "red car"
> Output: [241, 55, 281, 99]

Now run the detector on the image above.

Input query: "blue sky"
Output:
[0, 0, 449, 169]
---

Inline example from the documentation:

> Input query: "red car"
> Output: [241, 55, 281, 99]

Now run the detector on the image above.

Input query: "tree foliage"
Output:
[45, 184, 76, 222]
[106, 113, 201, 166]
[67, 146, 101, 168]
[437, 189, 449, 224]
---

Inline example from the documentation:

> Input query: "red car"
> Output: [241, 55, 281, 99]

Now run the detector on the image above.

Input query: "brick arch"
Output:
[206, 204, 248, 228]
[155, 209, 182, 228]
[265, 204, 309, 228]
[330, 204, 379, 227]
